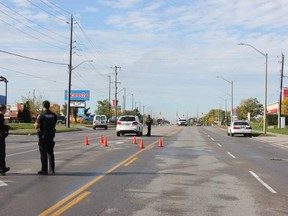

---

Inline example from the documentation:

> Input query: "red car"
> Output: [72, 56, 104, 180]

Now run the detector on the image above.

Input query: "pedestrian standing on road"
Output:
[0, 104, 10, 176]
[34, 100, 57, 175]
[146, 114, 153, 136]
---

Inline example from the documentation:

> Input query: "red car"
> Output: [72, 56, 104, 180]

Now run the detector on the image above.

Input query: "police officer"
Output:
[146, 115, 153, 136]
[0, 104, 10, 176]
[34, 100, 57, 175]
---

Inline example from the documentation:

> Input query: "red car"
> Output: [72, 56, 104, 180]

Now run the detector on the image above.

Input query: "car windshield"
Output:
[119, 117, 135, 121]
[234, 122, 249, 126]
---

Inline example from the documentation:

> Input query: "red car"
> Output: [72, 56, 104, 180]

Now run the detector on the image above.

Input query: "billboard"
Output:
[65, 90, 90, 101]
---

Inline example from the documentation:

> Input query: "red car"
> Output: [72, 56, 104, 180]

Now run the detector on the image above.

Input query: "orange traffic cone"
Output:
[103, 137, 108, 147]
[100, 135, 103, 144]
[139, 139, 144, 149]
[84, 136, 89, 145]
[158, 138, 163, 148]
[132, 136, 137, 144]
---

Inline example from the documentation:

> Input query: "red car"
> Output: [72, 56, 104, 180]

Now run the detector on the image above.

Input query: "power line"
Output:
[39, 0, 70, 18]
[0, 49, 67, 65]
[0, 2, 68, 44]
[25, 0, 68, 23]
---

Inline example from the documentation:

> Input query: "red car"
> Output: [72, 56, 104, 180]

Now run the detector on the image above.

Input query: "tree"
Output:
[22, 101, 32, 123]
[95, 99, 113, 118]
[61, 102, 67, 116]
[281, 97, 288, 115]
[237, 98, 263, 120]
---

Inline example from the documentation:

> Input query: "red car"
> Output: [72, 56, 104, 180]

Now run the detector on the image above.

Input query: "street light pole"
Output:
[107, 75, 111, 110]
[216, 76, 233, 124]
[66, 60, 93, 128]
[238, 43, 268, 134]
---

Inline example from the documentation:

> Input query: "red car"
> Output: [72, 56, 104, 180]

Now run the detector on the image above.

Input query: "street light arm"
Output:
[238, 43, 266, 57]
[72, 60, 93, 71]
[216, 76, 232, 84]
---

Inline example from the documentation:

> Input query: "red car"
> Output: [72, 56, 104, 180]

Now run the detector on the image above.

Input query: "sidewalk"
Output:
[253, 131, 288, 146]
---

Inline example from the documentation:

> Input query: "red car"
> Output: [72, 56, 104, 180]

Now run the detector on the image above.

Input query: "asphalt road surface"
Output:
[1, 125, 288, 216]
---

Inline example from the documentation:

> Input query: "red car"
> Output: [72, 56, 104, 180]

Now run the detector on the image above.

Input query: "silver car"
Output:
[116, 115, 143, 136]
[227, 120, 252, 137]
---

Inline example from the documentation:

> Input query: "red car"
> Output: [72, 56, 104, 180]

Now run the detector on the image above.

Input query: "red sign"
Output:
[283, 88, 288, 100]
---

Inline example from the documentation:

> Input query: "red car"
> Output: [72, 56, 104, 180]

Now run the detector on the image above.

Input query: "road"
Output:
[0, 125, 288, 215]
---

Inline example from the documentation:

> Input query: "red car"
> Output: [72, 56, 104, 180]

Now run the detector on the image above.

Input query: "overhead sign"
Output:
[65, 90, 90, 101]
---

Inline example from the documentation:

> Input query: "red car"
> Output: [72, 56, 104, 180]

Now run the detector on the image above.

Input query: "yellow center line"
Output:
[124, 157, 138, 167]
[51, 192, 91, 216]
[39, 140, 158, 216]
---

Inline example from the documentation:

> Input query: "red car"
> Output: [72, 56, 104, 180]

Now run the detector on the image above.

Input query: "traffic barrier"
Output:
[139, 139, 144, 149]
[100, 135, 103, 144]
[84, 136, 89, 145]
[132, 136, 137, 144]
[158, 138, 163, 148]
[103, 137, 108, 147]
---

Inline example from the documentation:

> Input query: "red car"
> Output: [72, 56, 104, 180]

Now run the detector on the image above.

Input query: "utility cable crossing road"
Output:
[1, 125, 288, 215]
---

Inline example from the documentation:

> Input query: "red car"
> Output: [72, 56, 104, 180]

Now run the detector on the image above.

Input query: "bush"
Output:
[267, 114, 288, 125]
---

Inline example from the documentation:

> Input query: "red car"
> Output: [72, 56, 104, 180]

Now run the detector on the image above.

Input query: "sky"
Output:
[1, 0, 288, 122]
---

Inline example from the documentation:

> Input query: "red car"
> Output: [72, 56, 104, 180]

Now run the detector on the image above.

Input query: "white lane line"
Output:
[0, 180, 8, 187]
[217, 143, 222, 147]
[227, 152, 236, 159]
[249, 171, 277, 194]
[210, 137, 215, 141]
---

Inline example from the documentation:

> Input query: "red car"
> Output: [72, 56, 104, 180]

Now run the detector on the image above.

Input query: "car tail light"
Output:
[132, 121, 138, 125]
[117, 121, 122, 125]
[246, 126, 252, 129]
[233, 126, 240, 129]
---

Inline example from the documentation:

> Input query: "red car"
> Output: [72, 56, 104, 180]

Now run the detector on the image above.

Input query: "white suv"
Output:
[227, 120, 252, 137]
[177, 119, 187, 126]
[93, 115, 108, 130]
[116, 115, 143, 136]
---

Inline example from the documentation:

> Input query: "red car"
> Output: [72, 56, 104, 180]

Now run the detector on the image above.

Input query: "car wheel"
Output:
[93, 126, 96, 130]
[136, 132, 139, 136]
[105, 126, 107, 130]
[117, 132, 120, 136]
[231, 133, 234, 137]
[140, 131, 143, 136]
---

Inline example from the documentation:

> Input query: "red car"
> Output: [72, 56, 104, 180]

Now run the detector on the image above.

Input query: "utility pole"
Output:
[112, 66, 121, 122]
[278, 53, 284, 128]
[66, 15, 74, 128]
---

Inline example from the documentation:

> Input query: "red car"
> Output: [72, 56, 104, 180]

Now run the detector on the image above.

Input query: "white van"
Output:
[93, 115, 108, 130]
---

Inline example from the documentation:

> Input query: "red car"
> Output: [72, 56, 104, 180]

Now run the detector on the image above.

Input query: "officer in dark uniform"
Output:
[34, 100, 57, 175]
[0, 104, 10, 176]
[146, 115, 153, 136]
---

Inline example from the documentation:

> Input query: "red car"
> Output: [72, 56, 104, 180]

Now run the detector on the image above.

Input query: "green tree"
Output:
[95, 99, 113, 118]
[22, 101, 32, 123]
[281, 97, 288, 115]
[237, 98, 263, 120]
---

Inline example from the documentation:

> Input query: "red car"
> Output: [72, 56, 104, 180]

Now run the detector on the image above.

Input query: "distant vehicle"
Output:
[195, 122, 202, 126]
[93, 115, 108, 130]
[84, 115, 94, 122]
[227, 120, 252, 137]
[177, 119, 187, 126]
[116, 115, 143, 136]
[57, 116, 66, 125]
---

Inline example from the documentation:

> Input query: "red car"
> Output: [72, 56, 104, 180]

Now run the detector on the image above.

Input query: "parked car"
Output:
[227, 120, 252, 137]
[93, 115, 108, 130]
[84, 115, 94, 122]
[177, 119, 187, 126]
[116, 115, 143, 136]
[57, 116, 66, 125]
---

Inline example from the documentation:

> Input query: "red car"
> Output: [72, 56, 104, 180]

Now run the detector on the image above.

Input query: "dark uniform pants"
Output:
[0, 138, 6, 171]
[38, 137, 55, 172]
[147, 125, 151, 136]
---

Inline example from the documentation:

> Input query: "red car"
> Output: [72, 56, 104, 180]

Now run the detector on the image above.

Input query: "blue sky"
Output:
[1, 0, 288, 122]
